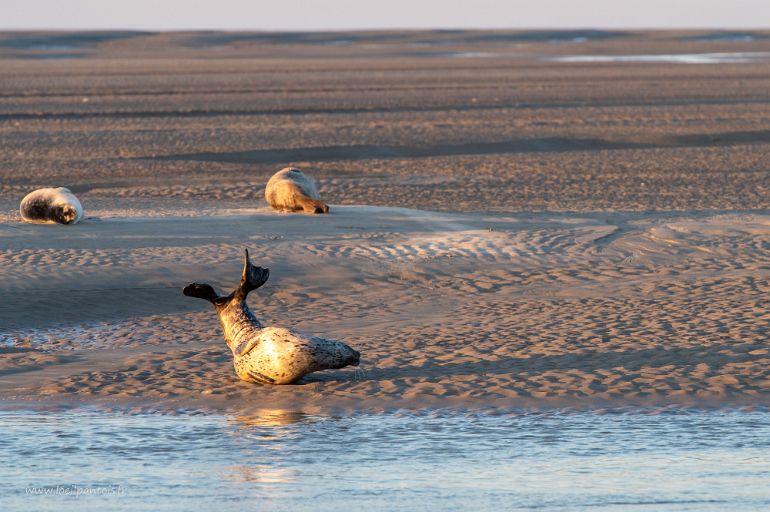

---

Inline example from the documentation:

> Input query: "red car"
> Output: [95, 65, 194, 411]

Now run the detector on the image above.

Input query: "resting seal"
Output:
[265, 167, 329, 214]
[183, 250, 360, 384]
[20, 187, 83, 225]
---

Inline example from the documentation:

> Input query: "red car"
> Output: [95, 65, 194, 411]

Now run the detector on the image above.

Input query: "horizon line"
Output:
[1, 26, 770, 33]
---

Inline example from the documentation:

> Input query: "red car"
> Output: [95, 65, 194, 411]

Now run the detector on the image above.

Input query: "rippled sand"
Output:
[1, 206, 767, 411]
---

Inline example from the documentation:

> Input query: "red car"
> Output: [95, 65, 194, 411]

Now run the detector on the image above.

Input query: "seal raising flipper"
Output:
[183, 249, 360, 384]
[265, 167, 329, 214]
[236, 251, 270, 300]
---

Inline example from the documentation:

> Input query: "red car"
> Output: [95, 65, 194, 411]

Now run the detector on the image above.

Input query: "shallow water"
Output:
[1, 408, 769, 511]
[548, 52, 770, 64]
[436, 51, 770, 64]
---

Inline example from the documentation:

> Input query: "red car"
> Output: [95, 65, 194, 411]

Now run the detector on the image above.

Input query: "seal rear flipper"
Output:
[236, 249, 270, 300]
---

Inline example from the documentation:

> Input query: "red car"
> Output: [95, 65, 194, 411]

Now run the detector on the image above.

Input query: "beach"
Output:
[2, 28, 770, 511]
[1, 30, 769, 414]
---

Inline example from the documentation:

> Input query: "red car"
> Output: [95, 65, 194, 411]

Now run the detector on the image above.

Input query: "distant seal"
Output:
[19, 187, 83, 225]
[183, 249, 360, 384]
[265, 167, 329, 214]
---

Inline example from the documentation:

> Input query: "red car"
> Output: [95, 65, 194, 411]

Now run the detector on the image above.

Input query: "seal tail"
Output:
[236, 249, 270, 300]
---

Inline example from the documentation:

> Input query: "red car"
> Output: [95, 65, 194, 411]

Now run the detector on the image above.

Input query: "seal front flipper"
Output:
[236, 249, 270, 300]
[234, 337, 261, 357]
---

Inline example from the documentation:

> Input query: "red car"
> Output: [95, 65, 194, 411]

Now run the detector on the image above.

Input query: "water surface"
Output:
[1, 408, 769, 511]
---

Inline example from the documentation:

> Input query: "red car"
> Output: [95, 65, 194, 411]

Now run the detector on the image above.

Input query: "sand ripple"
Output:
[0, 207, 768, 410]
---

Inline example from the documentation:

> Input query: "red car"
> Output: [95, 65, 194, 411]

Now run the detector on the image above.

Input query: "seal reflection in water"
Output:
[183, 250, 360, 384]
[20, 187, 83, 225]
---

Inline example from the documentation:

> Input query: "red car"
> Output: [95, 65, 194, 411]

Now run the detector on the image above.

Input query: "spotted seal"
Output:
[265, 167, 329, 214]
[19, 187, 83, 225]
[183, 249, 360, 384]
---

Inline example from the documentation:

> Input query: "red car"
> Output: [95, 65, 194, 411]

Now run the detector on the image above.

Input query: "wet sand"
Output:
[0, 30, 768, 412]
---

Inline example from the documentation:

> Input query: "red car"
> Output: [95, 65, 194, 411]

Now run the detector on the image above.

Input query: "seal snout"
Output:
[60, 205, 77, 224]
[349, 349, 361, 367]
[183, 282, 221, 303]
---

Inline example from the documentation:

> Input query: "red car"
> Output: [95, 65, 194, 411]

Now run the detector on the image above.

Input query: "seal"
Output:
[265, 167, 329, 214]
[19, 187, 83, 225]
[183, 249, 360, 384]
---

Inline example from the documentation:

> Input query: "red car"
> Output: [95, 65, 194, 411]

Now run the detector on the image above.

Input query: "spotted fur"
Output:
[183, 249, 360, 384]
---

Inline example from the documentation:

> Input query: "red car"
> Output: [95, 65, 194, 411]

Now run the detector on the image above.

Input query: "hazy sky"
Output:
[2, 0, 769, 31]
